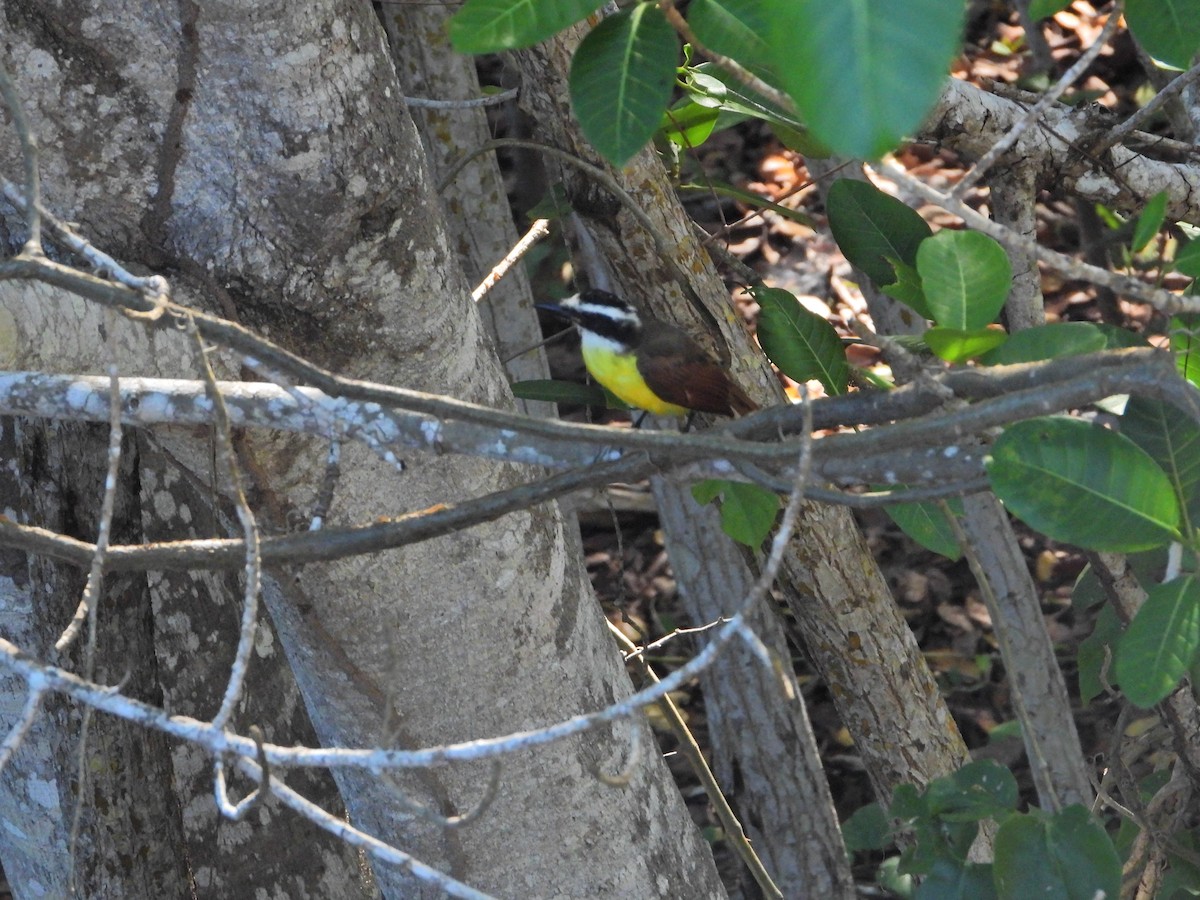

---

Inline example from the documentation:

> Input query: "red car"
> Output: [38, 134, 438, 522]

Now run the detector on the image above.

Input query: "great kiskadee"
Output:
[538, 289, 758, 417]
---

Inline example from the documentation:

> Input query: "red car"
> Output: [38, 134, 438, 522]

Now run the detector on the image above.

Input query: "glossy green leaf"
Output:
[1116, 575, 1200, 707]
[688, 0, 773, 79]
[751, 286, 849, 394]
[987, 417, 1181, 552]
[917, 231, 1012, 330]
[691, 479, 780, 545]
[1132, 191, 1168, 252]
[1028, 0, 1073, 19]
[449, 0, 604, 52]
[884, 495, 964, 560]
[979, 322, 1107, 365]
[510, 379, 608, 406]
[994, 806, 1120, 900]
[1125, 0, 1200, 69]
[1122, 395, 1200, 532]
[827, 178, 933, 292]
[1174, 238, 1200, 276]
[1078, 603, 1123, 705]
[766, 0, 964, 159]
[925, 327, 1008, 363]
[1172, 314, 1200, 389]
[658, 101, 720, 149]
[569, 6, 678, 166]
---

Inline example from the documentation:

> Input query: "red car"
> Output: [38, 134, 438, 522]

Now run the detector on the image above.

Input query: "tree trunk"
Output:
[0, 3, 724, 896]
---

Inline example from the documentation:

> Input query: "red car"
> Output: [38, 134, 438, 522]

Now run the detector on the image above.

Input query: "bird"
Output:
[537, 289, 758, 418]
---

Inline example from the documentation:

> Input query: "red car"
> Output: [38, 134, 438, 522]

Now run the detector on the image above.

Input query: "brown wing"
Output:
[637, 322, 759, 417]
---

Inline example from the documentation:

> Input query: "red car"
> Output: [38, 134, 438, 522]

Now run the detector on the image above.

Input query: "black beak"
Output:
[537, 303, 573, 321]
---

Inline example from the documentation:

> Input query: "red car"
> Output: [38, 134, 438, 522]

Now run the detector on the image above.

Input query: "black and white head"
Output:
[539, 289, 643, 350]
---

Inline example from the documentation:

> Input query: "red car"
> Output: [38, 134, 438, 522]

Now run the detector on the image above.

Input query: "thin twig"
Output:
[0, 679, 45, 773]
[405, 87, 518, 109]
[1094, 60, 1200, 155]
[472, 217, 550, 302]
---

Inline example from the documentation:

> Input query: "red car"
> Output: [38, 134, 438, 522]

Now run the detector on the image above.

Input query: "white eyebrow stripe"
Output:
[572, 302, 640, 324]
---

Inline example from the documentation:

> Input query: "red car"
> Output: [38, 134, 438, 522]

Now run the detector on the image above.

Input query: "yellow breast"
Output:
[581, 341, 688, 416]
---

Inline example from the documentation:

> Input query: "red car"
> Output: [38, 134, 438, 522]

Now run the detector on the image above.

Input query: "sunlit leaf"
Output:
[925, 327, 1008, 363]
[917, 230, 1012, 330]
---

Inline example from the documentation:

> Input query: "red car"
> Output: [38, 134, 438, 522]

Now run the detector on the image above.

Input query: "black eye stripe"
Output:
[576, 310, 640, 345]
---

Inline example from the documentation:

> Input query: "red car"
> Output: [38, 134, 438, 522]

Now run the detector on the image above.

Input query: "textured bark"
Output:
[961, 494, 1092, 809]
[0, 3, 722, 897]
[923, 78, 1200, 226]
[0, 420, 193, 898]
[653, 480, 855, 900]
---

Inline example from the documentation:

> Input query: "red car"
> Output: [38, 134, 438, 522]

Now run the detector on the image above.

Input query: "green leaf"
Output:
[843, 802, 891, 853]
[750, 285, 850, 394]
[1125, 0, 1200, 69]
[510, 379, 610, 406]
[1132, 191, 1169, 252]
[1078, 603, 1123, 705]
[449, 0, 605, 53]
[987, 417, 1181, 552]
[1115, 575, 1200, 707]
[766, 0, 964, 159]
[691, 479, 780, 545]
[925, 327, 1008, 364]
[1174, 238, 1200, 277]
[682, 64, 828, 156]
[827, 178, 933, 291]
[917, 231, 1013, 330]
[885, 495, 964, 560]
[658, 100, 720, 149]
[925, 760, 1019, 822]
[569, 6, 678, 166]
[1028, 0, 1072, 20]
[979, 322, 1107, 365]
[1093, 323, 1152, 349]
[917, 859, 998, 900]
[1172, 314, 1200, 389]
[1122, 395, 1200, 532]
[687, 0, 774, 79]
[994, 806, 1120, 900]
[881, 260, 933, 321]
